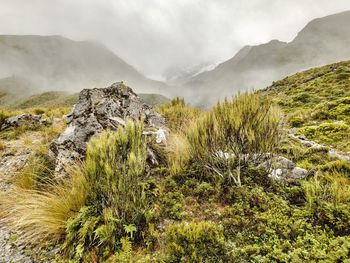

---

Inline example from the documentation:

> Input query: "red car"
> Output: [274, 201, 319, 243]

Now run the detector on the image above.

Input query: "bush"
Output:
[157, 97, 201, 132]
[288, 115, 305, 127]
[293, 92, 312, 103]
[165, 221, 228, 262]
[195, 182, 216, 202]
[187, 93, 282, 186]
[159, 177, 185, 220]
[302, 172, 350, 233]
[63, 120, 152, 260]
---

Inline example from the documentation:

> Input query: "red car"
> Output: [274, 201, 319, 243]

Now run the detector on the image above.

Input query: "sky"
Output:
[1, 0, 350, 80]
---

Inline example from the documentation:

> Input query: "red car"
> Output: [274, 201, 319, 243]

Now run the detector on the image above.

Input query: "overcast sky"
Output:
[1, 0, 350, 80]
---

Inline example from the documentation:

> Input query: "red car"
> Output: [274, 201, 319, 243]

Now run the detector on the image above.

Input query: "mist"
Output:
[2, 0, 350, 80]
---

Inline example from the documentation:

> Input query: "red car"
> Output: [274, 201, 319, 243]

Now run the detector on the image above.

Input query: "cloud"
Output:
[1, 0, 350, 79]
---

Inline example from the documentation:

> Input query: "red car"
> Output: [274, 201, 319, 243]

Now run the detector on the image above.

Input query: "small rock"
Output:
[0, 114, 49, 131]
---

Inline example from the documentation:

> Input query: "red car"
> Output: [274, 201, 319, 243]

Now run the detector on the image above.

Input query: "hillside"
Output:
[1, 64, 350, 261]
[185, 11, 350, 105]
[0, 88, 170, 110]
[0, 35, 170, 99]
[263, 60, 350, 153]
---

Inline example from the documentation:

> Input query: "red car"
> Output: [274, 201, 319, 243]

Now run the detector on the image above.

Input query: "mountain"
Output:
[0, 86, 170, 110]
[0, 35, 170, 99]
[184, 11, 350, 105]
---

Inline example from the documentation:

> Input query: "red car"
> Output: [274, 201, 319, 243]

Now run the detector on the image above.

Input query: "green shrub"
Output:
[165, 221, 228, 263]
[293, 92, 312, 103]
[195, 182, 216, 202]
[187, 93, 282, 186]
[320, 160, 350, 174]
[160, 177, 185, 220]
[288, 115, 304, 127]
[157, 97, 201, 132]
[63, 120, 152, 261]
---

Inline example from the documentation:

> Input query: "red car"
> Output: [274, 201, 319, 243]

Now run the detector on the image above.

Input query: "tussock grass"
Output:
[14, 154, 54, 190]
[166, 132, 191, 175]
[0, 166, 88, 245]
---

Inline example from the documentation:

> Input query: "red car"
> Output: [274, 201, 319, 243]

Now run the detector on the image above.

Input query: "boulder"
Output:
[266, 156, 308, 182]
[260, 156, 308, 182]
[0, 114, 48, 131]
[50, 82, 167, 174]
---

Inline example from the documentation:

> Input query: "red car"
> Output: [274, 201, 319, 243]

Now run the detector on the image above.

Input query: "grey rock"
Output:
[0, 114, 49, 131]
[290, 167, 309, 180]
[275, 156, 295, 169]
[50, 82, 167, 174]
[266, 156, 308, 182]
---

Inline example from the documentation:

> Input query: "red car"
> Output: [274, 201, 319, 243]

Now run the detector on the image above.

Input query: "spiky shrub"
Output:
[187, 93, 282, 186]
[64, 120, 150, 260]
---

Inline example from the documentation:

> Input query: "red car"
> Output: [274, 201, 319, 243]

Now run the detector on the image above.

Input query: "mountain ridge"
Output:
[0, 35, 171, 98]
[184, 10, 350, 105]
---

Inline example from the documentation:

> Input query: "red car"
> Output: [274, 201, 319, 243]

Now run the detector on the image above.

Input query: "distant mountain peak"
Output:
[183, 10, 350, 105]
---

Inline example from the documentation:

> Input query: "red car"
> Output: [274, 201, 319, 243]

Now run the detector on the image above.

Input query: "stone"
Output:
[0, 114, 49, 131]
[265, 156, 308, 182]
[50, 82, 167, 174]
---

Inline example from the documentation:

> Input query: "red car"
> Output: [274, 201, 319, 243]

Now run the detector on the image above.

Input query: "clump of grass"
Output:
[14, 154, 55, 190]
[0, 139, 6, 151]
[166, 132, 191, 175]
[0, 110, 12, 127]
[0, 166, 88, 245]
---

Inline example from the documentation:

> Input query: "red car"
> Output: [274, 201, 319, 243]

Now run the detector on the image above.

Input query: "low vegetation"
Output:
[1, 61, 350, 262]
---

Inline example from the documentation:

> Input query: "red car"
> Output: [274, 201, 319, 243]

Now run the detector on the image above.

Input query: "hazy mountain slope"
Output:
[185, 11, 350, 105]
[0, 88, 170, 110]
[0, 35, 170, 98]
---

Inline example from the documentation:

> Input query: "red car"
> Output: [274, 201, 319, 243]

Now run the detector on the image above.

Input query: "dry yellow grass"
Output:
[166, 132, 191, 175]
[0, 166, 88, 245]
[0, 140, 6, 151]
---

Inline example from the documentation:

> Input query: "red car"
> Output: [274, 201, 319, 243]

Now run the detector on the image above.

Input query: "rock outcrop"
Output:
[0, 114, 48, 131]
[267, 156, 308, 182]
[50, 82, 167, 174]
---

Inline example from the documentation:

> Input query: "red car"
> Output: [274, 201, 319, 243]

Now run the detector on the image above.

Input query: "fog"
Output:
[1, 0, 350, 80]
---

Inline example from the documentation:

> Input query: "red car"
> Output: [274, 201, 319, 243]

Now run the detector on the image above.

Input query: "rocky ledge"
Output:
[50, 82, 167, 174]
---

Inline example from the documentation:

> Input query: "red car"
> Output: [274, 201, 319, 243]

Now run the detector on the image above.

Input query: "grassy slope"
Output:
[263, 60, 350, 151]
